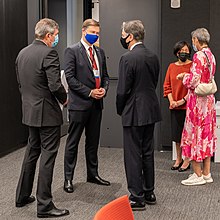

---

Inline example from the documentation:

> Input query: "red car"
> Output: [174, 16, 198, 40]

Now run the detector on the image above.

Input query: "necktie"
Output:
[88, 47, 100, 88]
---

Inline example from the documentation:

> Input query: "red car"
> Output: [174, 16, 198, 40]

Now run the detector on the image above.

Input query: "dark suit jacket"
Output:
[15, 40, 67, 127]
[64, 41, 109, 110]
[116, 44, 162, 126]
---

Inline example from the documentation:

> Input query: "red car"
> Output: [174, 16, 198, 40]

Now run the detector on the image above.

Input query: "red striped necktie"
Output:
[89, 47, 100, 89]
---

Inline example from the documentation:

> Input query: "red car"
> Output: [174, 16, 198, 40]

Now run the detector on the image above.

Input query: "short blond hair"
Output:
[82, 19, 99, 30]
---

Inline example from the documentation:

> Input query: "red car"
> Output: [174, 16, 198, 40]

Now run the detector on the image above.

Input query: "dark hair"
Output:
[173, 41, 191, 56]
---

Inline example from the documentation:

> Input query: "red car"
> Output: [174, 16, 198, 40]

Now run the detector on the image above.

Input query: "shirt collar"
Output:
[35, 39, 48, 46]
[81, 38, 93, 51]
[130, 42, 142, 50]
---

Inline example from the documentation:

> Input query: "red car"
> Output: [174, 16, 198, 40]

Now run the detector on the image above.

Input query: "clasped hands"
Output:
[170, 100, 178, 109]
[170, 99, 185, 109]
[91, 88, 106, 99]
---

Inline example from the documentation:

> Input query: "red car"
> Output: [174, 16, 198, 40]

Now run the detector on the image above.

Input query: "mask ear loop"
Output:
[123, 34, 130, 40]
[176, 52, 180, 59]
[126, 34, 132, 47]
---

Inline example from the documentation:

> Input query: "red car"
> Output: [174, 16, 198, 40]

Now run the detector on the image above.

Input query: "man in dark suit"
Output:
[116, 20, 162, 211]
[63, 19, 110, 193]
[15, 18, 69, 218]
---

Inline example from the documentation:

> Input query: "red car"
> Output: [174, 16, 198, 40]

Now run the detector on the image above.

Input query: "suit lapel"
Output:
[79, 42, 93, 72]
[94, 46, 102, 77]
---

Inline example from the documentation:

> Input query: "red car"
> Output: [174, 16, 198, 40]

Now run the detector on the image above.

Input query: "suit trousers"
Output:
[64, 102, 102, 181]
[123, 124, 155, 203]
[16, 126, 61, 213]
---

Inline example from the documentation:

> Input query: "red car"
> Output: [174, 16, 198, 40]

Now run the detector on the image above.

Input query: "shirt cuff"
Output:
[89, 90, 93, 97]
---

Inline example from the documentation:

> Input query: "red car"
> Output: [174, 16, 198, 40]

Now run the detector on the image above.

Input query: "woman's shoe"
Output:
[203, 173, 213, 183]
[171, 160, 183, 170]
[181, 173, 206, 186]
[178, 163, 190, 172]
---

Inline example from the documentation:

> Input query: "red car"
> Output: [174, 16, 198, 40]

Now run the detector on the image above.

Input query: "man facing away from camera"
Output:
[116, 20, 161, 211]
[15, 18, 69, 218]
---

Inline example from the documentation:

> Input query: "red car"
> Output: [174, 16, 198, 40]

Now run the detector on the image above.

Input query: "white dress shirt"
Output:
[130, 41, 143, 50]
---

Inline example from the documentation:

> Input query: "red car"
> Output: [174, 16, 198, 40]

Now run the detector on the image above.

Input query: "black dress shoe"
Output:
[87, 176, 110, 186]
[64, 180, 74, 193]
[178, 163, 190, 172]
[171, 160, 183, 170]
[145, 192, 156, 205]
[16, 195, 36, 207]
[37, 207, 70, 218]
[130, 200, 146, 211]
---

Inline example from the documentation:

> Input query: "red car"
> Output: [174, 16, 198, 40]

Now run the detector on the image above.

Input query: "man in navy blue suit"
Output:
[63, 19, 110, 193]
[116, 20, 162, 211]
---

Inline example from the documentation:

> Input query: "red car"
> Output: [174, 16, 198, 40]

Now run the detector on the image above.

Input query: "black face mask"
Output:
[120, 34, 131, 49]
[178, 52, 190, 62]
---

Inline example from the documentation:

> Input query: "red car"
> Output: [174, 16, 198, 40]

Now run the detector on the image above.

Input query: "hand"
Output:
[171, 98, 186, 108]
[176, 98, 186, 107]
[176, 72, 186, 80]
[170, 100, 177, 109]
[90, 88, 106, 99]
[98, 88, 106, 97]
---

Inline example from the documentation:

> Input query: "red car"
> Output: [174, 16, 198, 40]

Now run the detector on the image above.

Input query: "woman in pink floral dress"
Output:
[177, 28, 217, 186]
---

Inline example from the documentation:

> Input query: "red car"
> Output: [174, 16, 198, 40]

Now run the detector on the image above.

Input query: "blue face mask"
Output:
[192, 44, 198, 52]
[52, 34, 59, 47]
[85, 33, 99, 45]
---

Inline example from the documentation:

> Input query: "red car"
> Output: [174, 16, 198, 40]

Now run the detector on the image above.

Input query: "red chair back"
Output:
[93, 195, 135, 220]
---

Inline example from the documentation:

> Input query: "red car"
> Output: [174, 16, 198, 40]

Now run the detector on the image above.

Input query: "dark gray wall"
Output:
[99, 0, 161, 148]
[100, 0, 220, 150]
[0, 0, 28, 157]
[161, 0, 220, 148]
[100, 0, 161, 79]
[1, 0, 220, 155]
[27, 0, 40, 44]
[48, 0, 67, 69]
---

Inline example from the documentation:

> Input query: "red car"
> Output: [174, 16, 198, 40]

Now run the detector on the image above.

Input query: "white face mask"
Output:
[192, 44, 198, 52]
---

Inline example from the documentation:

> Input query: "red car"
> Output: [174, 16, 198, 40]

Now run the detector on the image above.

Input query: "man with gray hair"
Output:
[116, 20, 161, 210]
[15, 18, 69, 218]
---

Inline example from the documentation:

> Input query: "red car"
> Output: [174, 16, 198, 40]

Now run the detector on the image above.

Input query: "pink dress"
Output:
[181, 48, 217, 162]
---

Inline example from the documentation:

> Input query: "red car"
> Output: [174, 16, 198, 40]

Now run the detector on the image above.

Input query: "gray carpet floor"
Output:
[0, 135, 220, 220]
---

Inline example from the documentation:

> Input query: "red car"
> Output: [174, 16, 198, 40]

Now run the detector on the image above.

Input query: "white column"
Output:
[66, 0, 83, 47]
[92, 0, 99, 21]
[172, 141, 177, 160]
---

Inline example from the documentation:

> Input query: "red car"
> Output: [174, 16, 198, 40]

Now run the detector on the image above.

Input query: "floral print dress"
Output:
[181, 48, 217, 162]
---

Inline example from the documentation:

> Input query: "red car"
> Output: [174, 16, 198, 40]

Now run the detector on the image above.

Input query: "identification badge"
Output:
[93, 69, 100, 78]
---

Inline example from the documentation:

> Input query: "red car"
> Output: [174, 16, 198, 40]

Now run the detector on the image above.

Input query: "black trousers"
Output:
[16, 126, 61, 213]
[123, 124, 155, 203]
[170, 109, 186, 143]
[64, 103, 102, 181]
